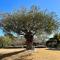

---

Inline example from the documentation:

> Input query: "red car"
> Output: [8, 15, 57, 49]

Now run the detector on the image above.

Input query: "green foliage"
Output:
[0, 37, 4, 47]
[0, 5, 59, 35]
[54, 33, 60, 41]
[3, 36, 12, 47]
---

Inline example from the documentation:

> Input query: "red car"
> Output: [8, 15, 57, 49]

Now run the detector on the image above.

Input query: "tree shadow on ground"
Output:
[14, 53, 33, 60]
[0, 49, 26, 60]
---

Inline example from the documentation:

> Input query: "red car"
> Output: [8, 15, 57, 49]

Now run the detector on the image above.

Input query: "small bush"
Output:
[2, 36, 12, 47]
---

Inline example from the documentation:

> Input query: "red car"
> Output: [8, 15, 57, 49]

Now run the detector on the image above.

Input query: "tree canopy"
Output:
[0, 5, 59, 35]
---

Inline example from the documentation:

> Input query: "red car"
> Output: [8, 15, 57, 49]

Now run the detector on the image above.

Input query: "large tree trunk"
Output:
[24, 31, 34, 50]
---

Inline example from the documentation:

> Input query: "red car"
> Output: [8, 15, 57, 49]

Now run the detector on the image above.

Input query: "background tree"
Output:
[0, 36, 4, 47]
[3, 36, 12, 47]
[0, 35, 12, 48]
[0, 5, 59, 49]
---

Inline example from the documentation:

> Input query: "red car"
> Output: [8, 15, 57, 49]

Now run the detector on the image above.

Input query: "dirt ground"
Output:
[0, 48, 60, 60]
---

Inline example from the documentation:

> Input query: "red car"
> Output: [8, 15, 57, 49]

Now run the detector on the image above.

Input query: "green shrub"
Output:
[3, 36, 12, 47]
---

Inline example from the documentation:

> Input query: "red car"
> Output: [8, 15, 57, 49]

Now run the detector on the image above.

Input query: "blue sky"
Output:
[0, 0, 60, 36]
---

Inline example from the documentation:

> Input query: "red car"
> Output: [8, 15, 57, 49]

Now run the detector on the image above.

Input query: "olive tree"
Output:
[0, 6, 59, 50]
